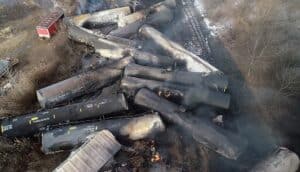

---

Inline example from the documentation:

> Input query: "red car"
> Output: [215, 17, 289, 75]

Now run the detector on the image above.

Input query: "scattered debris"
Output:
[1, 0, 239, 162]
[0, 1, 299, 172]
[0, 57, 19, 77]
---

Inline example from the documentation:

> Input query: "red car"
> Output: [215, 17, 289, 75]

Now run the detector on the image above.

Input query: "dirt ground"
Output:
[0, 0, 299, 171]
[0, 1, 83, 171]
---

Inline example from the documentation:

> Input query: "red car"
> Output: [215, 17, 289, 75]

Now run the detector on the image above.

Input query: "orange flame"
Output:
[151, 153, 161, 162]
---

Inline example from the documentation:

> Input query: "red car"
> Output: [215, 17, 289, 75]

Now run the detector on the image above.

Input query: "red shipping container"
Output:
[36, 8, 64, 38]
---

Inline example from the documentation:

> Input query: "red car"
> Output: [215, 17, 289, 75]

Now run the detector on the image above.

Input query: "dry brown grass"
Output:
[0, 25, 81, 117]
[202, 0, 300, 89]
[0, 2, 83, 171]
[0, 58, 60, 115]
[201, 0, 300, 154]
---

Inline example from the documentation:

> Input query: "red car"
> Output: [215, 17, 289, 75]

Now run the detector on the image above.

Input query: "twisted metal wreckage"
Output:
[1, 0, 299, 171]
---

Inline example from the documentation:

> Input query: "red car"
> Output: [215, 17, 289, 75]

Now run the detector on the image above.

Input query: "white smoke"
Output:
[194, 0, 234, 37]
[76, 0, 107, 14]
[194, 0, 221, 36]
[0, 0, 20, 6]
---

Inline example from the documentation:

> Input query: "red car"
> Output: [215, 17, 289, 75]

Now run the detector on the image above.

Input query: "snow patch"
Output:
[194, 0, 225, 36]
[194, 0, 206, 14]
[203, 18, 219, 36]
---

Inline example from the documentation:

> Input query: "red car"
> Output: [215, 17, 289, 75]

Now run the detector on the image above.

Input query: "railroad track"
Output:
[178, 0, 212, 62]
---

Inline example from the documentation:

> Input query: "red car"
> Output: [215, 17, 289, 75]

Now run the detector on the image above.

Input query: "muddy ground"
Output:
[0, 0, 299, 172]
